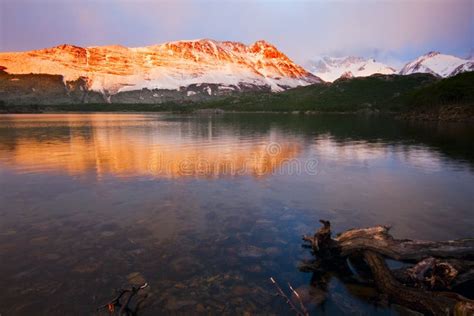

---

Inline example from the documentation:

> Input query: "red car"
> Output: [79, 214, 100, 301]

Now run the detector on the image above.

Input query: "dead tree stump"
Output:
[302, 220, 474, 315]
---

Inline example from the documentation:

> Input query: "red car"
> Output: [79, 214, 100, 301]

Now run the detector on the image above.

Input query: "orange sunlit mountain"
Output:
[0, 114, 301, 179]
[0, 39, 321, 103]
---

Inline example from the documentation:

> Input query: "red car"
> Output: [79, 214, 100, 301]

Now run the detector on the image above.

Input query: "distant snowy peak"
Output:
[399, 52, 474, 77]
[305, 56, 396, 82]
[0, 39, 322, 95]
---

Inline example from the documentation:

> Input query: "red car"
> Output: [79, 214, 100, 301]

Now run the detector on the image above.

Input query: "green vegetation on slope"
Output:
[197, 72, 474, 116]
[405, 71, 474, 109]
[396, 72, 474, 121]
[199, 73, 439, 112]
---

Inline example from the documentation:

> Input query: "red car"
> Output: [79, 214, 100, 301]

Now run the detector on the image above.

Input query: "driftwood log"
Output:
[302, 220, 474, 316]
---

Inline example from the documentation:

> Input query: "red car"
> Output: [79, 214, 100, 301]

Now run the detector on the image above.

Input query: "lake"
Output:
[0, 113, 473, 315]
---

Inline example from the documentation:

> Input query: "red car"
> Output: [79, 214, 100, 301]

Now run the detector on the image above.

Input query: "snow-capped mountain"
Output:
[305, 56, 396, 82]
[0, 39, 321, 99]
[399, 52, 474, 77]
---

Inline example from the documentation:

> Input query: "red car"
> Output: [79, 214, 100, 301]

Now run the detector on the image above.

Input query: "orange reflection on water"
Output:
[0, 114, 301, 179]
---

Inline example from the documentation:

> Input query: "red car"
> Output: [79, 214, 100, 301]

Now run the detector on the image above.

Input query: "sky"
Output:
[0, 0, 473, 67]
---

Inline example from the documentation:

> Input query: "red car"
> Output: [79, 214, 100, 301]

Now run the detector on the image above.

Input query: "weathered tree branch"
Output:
[335, 225, 473, 261]
[97, 283, 149, 316]
[302, 220, 474, 315]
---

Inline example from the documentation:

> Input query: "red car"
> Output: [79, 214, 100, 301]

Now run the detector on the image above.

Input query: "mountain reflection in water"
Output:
[0, 114, 302, 178]
[0, 113, 473, 315]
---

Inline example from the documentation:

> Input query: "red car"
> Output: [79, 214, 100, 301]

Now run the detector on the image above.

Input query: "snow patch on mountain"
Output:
[305, 56, 396, 82]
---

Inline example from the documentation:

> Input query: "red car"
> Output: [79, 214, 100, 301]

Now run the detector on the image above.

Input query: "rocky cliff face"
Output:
[0, 39, 321, 105]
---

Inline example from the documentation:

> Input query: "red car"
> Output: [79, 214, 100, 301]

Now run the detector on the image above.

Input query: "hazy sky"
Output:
[1, 0, 472, 67]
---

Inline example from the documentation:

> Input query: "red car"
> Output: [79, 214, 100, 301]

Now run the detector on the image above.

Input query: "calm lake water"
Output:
[0, 113, 473, 315]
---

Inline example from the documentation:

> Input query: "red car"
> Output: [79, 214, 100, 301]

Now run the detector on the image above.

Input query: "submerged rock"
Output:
[232, 285, 251, 296]
[101, 231, 116, 237]
[265, 247, 281, 257]
[196, 303, 206, 312]
[237, 245, 266, 258]
[170, 256, 203, 277]
[291, 285, 326, 307]
[245, 264, 262, 273]
[127, 272, 146, 286]
[165, 297, 198, 311]
[73, 260, 102, 273]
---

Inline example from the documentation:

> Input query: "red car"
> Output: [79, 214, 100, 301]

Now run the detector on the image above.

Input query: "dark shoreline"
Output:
[396, 104, 474, 123]
[1, 106, 473, 123]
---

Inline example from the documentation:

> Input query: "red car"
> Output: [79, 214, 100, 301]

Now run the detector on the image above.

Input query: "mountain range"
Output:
[306, 52, 473, 82]
[305, 56, 396, 82]
[0, 39, 472, 105]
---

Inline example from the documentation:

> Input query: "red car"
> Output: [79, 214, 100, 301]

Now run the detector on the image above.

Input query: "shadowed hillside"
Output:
[1, 72, 473, 120]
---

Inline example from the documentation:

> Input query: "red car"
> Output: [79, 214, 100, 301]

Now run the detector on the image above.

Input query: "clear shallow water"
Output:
[0, 113, 473, 315]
